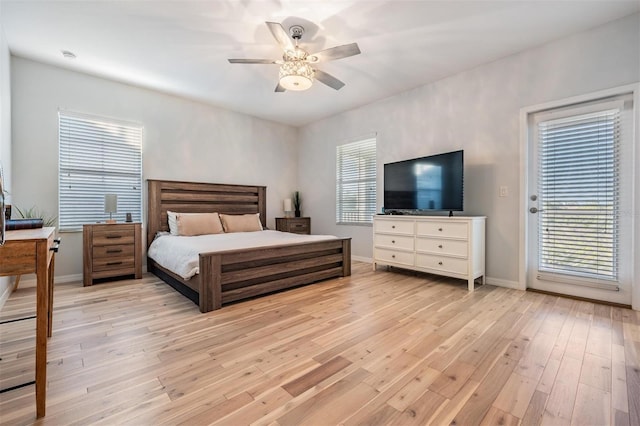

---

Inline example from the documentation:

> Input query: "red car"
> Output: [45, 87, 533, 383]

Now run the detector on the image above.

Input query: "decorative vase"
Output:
[295, 210, 301, 218]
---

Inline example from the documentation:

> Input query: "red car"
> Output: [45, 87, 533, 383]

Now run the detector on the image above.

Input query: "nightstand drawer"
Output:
[93, 244, 135, 259]
[93, 229, 135, 246]
[276, 217, 311, 235]
[92, 256, 136, 272]
[289, 222, 309, 232]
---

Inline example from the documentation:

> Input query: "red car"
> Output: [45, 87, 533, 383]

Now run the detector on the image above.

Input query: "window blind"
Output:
[59, 112, 143, 232]
[537, 107, 620, 283]
[336, 137, 377, 224]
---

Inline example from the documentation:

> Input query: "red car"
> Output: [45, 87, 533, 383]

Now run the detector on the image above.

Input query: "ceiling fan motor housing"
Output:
[289, 25, 304, 40]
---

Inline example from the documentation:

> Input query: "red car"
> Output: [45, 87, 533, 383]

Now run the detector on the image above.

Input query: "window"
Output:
[336, 137, 376, 224]
[536, 96, 630, 284]
[59, 111, 143, 232]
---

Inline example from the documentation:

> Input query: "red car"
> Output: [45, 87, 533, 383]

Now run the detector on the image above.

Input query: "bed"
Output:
[147, 179, 351, 312]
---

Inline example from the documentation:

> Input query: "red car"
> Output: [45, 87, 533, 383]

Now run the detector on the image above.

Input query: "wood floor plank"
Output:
[0, 262, 637, 425]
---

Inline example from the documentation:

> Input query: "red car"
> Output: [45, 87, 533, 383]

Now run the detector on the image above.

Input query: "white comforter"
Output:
[147, 230, 337, 280]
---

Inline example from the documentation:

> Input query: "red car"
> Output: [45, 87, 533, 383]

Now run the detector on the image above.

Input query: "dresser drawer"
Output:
[375, 219, 414, 235]
[416, 221, 468, 239]
[415, 238, 467, 257]
[375, 234, 414, 251]
[375, 248, 414, 266]
[93, 244, 135, 259]
[416, 253, 467, 275]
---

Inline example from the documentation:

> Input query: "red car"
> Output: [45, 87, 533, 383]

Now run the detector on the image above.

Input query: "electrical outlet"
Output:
[499, 186, 508, 197]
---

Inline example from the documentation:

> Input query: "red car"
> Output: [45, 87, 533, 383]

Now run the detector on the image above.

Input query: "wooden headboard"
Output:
[147, 179, 266, 248]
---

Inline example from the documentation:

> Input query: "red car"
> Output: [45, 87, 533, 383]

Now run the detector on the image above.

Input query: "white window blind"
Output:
[59, 111, 143, 232]
[537, 106, 620, 282]
[336, 137, 377, 224]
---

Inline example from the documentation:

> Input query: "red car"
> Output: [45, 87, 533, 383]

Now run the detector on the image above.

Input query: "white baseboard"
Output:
[485, 276, 523, 290]
[17, 273, 83, 287]
[352, 255, 372, 263]
[0, 277, 12, 310]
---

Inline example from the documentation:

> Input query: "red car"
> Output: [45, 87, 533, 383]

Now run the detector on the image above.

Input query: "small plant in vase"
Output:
[292, 191, 302, 217]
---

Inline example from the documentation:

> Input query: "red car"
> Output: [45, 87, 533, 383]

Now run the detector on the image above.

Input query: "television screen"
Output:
[384, 150, 463, 212]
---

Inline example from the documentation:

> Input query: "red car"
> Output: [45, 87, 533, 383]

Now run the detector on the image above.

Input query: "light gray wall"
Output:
[298, 13, 640, 286]
[11, 57, 299, 278]
[0, 17, 12, 307]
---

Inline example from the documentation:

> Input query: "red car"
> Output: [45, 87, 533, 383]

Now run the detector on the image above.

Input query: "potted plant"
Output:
[292, 191, 302, 217]
[15, 206, 57, 227]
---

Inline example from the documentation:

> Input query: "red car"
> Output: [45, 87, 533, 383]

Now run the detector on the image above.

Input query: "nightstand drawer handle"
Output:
[391, 225, 396, 229]
[391, 240, 395, 244]
[391, 254, 396, 259]
[438, 228, 443, 232]
[106, 261, 123, 266]
[105, 235, 123, 239]
[106, 249, 122, 254]
[438, 244, 443, 249]
[438, 261, 443, 265]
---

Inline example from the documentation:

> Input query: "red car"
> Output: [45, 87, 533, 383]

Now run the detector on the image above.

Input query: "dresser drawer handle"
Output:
[391, 240, 395, 244]
[391, 225, 395, 229]
[106, 249, 123, 254]
[105, 235, 123, 239]
[438, 244, 443, 249]
[438, 228, 443, 232]
[106, 261, 123, 266]
[391, 254, 396, 259]
[438, 261, 443, 265]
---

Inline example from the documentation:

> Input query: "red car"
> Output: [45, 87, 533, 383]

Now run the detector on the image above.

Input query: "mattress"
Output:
[147, 230, 337, 280]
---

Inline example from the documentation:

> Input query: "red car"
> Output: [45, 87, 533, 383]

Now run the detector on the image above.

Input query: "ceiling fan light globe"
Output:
[279, 61, 314, 91]
[280, 75, 313, 91]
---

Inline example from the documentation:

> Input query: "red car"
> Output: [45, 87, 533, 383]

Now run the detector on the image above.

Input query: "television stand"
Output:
[373, 215, 486, 291]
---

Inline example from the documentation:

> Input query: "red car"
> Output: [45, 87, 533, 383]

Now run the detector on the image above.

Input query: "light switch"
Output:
[499, 186, 508, 197]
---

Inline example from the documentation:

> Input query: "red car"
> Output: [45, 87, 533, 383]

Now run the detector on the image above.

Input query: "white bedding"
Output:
[147, 230, 338, 280]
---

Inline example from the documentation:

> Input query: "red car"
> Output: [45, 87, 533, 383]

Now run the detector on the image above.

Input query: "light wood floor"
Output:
[0, 262, 638, 425]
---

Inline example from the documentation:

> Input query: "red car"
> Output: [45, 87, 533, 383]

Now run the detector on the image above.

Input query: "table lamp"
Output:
[104, 194, 117, 224]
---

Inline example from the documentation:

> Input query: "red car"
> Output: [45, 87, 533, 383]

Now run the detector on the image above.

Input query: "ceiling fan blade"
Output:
[314, 69, 345, 90]
[266, 21, 294, 51]
[275, 83, 286, 92]
[309, 43, 361, 62]
[228, 59, 278, 64]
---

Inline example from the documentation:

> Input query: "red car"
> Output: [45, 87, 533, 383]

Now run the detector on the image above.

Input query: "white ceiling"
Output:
[1, 1, 638, 127]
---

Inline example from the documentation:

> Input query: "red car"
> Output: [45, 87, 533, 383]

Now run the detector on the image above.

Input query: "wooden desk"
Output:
[0, 227, 57, 418]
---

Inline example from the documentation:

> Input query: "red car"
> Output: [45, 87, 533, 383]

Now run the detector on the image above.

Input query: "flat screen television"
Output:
[384, 150, 463, 215]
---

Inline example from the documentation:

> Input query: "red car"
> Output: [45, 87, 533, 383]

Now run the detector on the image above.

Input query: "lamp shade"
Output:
[104, 194, 118, 214]
[284, 198, 292, 212]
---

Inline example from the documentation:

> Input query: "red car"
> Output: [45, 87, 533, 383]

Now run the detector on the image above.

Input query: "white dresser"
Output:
[373, 215, 486, 291]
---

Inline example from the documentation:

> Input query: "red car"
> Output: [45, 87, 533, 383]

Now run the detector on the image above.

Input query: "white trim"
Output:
[17, 273, 83, 287]
[0, 277, 12, 309]
[485, 276, 522, 290]
[519, 83, 640, 311]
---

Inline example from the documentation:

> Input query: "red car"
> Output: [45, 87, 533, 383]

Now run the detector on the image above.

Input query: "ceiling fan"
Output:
[228, 21, 361, 92]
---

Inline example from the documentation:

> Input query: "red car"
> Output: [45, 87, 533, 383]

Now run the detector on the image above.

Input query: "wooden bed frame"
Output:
[147, 179, 351, 312]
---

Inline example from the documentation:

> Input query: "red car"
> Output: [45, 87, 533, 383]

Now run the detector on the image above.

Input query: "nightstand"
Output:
[83, 222, 142, 286]
[275, 217, 311, 235]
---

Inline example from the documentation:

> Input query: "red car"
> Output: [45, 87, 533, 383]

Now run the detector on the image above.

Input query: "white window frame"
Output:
[58, 110, 143, 232]
[336, 136, 377, 225]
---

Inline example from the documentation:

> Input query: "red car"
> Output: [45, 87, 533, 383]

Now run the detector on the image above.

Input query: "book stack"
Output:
[6, 218, 44, 230]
